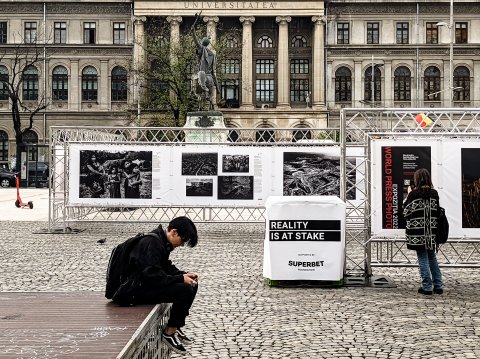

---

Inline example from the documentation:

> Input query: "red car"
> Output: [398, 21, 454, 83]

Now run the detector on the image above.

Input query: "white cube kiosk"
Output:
[263, 196, 346, 281]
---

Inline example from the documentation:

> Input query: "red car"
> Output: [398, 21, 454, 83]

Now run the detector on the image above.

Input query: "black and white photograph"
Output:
[79, 150, 152, 199]
[222, 155, 249, 173]
[186, 178, 214, 197]
[283, 152, 356, 199]
[182, 153, 218, 176]
[462, 148, 480, 228]
[218, 176, 254, 200]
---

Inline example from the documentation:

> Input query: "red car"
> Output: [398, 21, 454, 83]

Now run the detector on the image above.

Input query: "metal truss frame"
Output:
[48, 125, 341, 232]
[340, 108, 480, 279]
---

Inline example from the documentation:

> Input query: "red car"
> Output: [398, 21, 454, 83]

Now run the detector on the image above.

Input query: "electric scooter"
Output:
[14, 174, 33, 209]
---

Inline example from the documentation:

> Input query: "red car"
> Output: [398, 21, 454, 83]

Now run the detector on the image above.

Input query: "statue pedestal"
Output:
[184, 111, 228, 143]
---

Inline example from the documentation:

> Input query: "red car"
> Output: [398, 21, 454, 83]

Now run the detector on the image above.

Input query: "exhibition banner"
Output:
[68, 144, 363, 207]
[381, 146, 431, 229]
[371, 138, 480, 238]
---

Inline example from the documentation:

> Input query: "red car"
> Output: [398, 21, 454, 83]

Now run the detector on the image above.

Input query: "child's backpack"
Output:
[105, 232, 160, 301]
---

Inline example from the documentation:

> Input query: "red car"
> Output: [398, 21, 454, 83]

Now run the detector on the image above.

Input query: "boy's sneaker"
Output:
[162, 332, 187, 355]
[177, 328, 193, 344]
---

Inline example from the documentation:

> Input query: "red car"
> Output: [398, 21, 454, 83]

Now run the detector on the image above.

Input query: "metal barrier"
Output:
[117, 303, 172, 359]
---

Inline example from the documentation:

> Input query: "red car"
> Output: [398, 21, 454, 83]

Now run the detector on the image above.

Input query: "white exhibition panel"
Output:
[263, 196, 346, 281]
[67, 144, 364, 207]
[370, 138, 480, 238]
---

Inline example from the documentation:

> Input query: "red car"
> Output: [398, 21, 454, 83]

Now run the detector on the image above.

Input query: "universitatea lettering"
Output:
[184, 1, 277, 9]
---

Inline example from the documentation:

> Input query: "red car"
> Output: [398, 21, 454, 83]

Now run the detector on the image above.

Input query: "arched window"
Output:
[82, 66, 97, 101]
[22, 65, 38, 101]
[453, 66, 470, 101]
[0, 130, 8, 161]
[111, 66, 127, 102]
[424, 66, 441, 101]
[335, 67, 352, 102]
[291, 35, 307, 47]
[52, 65, 68, 101]
[394, 66, 411, 101]
[256, 128, 275, 142]
[364, 65, 382, 102]
[0, 65, 8, 100]
[257, 35, 273, 48]
[225, 35, 239, 48]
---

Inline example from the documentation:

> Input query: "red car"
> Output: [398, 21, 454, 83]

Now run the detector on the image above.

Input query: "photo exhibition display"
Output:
[370, 138, 480, 238]
[68, 144, 363, 207]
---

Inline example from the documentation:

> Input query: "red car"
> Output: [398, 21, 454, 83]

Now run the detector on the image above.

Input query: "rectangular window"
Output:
[425, 22, 438, 44]
[367, 22, 379, 44]
[455, 22, 468, 44]
[221, 59, 240, 74]
[220, 80, 240, 108]
[84, 22, 96, 44]
[113, 22, 125, 44]
[24, 22, 37, 43]
[396, 22, 409, 44]
[0, 22, 7, 44]
[255, 79, 275, 102]
[256, 59, 274, 74]
[54, 22, 66, 44]
[290, 59, 309, 74]
[290, 79, 309, 102]
[337, 23, 350, 44]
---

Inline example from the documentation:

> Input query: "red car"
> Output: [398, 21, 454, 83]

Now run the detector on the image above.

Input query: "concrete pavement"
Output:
[0, 189, 479, 358]
[0, 187, 49, 221]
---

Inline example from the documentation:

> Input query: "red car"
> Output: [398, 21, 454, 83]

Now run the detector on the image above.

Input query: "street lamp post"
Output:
[436, 0, 454, 107]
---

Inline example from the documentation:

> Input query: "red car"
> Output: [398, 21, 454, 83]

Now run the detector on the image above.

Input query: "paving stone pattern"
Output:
[1, 221, 479, 359]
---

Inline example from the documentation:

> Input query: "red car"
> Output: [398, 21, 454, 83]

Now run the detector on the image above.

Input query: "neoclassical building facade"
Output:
[0, 0, 480, 168]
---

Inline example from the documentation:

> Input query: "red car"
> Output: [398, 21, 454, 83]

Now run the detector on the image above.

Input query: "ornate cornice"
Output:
[328, 3, 480, 15]
[327, 47, 480, 57]
[46, 3, 131, 15]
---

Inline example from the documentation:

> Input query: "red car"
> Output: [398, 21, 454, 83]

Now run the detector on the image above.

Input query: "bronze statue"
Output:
[191, 13, 220, 110]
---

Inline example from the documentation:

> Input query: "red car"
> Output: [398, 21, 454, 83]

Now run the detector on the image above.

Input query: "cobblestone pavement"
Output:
[1, 220, 479, 359]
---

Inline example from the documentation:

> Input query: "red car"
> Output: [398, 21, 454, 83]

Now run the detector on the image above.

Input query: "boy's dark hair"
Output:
[167, 216, 198, 248]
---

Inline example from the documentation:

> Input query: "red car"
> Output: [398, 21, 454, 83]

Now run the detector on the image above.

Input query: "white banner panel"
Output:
[263, 196, 346, 281]
[68, 144, 364, 207]
[370, 138, 480, 238]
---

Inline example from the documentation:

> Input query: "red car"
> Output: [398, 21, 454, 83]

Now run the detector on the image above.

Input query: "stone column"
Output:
[70, 60, 79, 111]
[312, 16, 326, 108]
[276, 16, 291, 109]
[203, 16, 219, 44]
[354, 60, 362, 106]
[167, 16, 182, 102]
[474, 60, 480, 107]
[167, 16, 182, 50]
[133, 16, 146, 104]
[384, 61, 392, 107]
[240, 16, 255, 109]
[100, 60, 109, 110]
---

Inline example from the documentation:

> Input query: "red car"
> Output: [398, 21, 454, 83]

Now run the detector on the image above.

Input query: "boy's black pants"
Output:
[135, 283, 198, 328]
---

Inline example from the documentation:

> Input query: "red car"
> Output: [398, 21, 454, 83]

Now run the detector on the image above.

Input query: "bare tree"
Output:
[0, 35, 49, 171]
